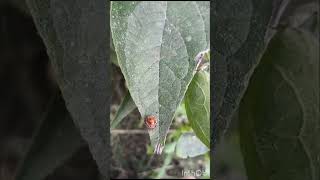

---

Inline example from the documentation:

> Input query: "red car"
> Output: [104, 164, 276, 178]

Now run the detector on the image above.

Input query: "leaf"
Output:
[299, 11, 319, 40]
[26, 0, 111, 178]
[16, 92, 84, 180]
[185, 71, 210, 148]
[211, 52, 228, 144]
[212, 0, 252, 56]
[111, 1, 208, 153]
[275, 1, 319, 39]
[175, 132, 209, 159]
[195, 1, 210, 48]
[239, 28, 319, 180]
[211, 0, 274, 148]
[111, 91, 136, 129]
[293, 2, 319, 40]
[284, 1, 319, 27]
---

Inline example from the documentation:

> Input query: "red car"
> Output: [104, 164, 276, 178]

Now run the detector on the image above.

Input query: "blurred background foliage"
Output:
[0, 2, 102, 180]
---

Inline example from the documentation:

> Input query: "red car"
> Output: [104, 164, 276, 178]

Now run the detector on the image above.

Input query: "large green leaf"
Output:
[239, 28, 319, 180]
[111, 1, 208, 153]
[16, 92, 84, 180]
[26, 0, 110, 178]
[185, 71, 210, 148]
[211, 0, 274, 148]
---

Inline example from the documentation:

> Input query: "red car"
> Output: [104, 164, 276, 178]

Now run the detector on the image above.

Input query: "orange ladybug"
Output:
[145, 115, 157, 129]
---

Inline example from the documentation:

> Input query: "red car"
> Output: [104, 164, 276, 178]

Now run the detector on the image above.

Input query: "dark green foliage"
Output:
[240, 28, 319, 180]
[26, 0, 111, 178]
[211, 0, 274, 148]
[16, 93, 84, 180]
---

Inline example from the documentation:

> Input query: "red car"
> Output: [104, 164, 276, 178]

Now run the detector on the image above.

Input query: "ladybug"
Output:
[145, 115, 157, 129]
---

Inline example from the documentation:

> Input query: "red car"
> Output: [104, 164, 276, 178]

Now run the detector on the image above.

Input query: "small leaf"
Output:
[175, 132, 209, 159]
[111, 1, 208, 152]
[111, 91, 136, 129]
[239, 28, 319, 180]
[16, 92, 84, 180]
[185, 71, 210, 148]
[26, 0, 111, 177]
